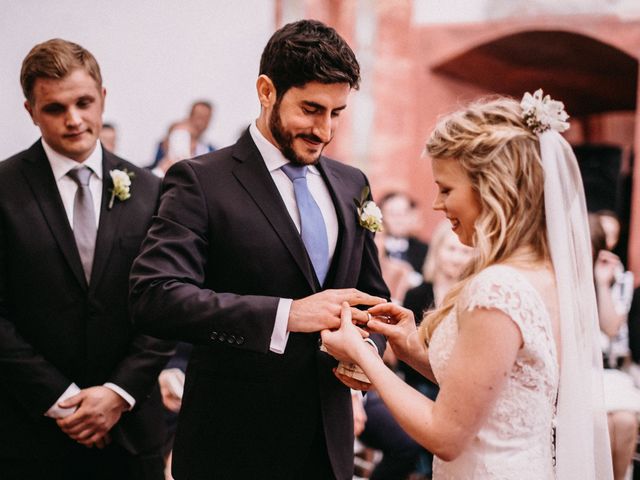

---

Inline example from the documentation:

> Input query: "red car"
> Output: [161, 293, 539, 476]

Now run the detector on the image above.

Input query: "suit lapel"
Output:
[317, 158, 357, 287]
[19, 141, 88, 289]
[231, 131, 318, 290]
[89, 151, 124, 289]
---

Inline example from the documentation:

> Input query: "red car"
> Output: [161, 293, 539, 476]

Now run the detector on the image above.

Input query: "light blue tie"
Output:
[281, 163, 329, 285]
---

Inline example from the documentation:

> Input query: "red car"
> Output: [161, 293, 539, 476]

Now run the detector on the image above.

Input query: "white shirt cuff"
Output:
[45, 383, 81, 418]
[364, 338, 379, 355]
[103, 383, 135, 410]
[270, 298, 292, 354]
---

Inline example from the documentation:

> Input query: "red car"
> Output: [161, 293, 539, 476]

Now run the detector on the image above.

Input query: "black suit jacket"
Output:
[130, 130, 390, 479]
[0, 140, 174, 460]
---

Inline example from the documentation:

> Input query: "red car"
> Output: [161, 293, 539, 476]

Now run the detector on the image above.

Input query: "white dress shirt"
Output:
[249, 122, 339, 354]
[42, 139, 135, 417]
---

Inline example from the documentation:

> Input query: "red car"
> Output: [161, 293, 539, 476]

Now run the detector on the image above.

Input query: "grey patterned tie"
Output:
[67, 167, 97, 282]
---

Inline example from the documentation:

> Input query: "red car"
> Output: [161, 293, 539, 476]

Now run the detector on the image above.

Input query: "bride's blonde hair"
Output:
[419, 97, 550, 342]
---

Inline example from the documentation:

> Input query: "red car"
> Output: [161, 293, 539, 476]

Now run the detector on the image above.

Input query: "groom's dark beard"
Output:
[269, 98, 330, 166]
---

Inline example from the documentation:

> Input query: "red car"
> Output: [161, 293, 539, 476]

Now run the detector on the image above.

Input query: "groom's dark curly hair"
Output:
[259, 19, 360, 97]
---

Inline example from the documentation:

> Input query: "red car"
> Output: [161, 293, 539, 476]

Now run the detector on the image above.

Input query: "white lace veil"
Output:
[539, 129, 612, 479]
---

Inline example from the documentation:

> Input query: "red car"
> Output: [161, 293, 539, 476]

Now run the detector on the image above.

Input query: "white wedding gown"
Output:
[429, 265, 559, 479]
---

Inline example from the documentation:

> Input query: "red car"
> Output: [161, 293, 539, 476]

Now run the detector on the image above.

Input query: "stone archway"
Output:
[431, 30, 638, 116]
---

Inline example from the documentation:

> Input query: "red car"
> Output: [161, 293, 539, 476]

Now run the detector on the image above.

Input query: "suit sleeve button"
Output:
[227, 334, 236, 344]
[218, 333, 226, 342]
[236, 336, 245, 345]
[210, 331, 218, 340]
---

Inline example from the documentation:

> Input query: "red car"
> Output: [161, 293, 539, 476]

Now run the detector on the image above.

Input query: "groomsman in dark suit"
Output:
[130, 20, 390, 480]
[0, 39, 173, 479]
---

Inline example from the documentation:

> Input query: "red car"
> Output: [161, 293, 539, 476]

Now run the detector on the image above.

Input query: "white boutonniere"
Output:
[520, 88, 570, 134]
[108, 169, 134, 210]
[354, 186, 383, 233]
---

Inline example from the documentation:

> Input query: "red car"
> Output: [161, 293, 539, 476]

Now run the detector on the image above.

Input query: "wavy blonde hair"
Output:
[419, 97, 549, 342]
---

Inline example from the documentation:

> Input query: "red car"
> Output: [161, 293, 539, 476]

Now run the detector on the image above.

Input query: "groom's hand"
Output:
[288, 288, 386, 333]
[56, 386, 128, 447]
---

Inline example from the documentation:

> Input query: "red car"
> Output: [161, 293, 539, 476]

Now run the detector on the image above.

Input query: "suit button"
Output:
[218, 333, 226, 342]
[210, 331, 218, 340]
[236, 336, 245, 345]
[227, 334, 235, 344]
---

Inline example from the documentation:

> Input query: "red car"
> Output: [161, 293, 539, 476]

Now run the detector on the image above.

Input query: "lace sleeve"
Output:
[461, 266, 541, 347]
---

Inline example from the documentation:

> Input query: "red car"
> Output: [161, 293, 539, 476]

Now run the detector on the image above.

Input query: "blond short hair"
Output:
[21, 38, 102, 104]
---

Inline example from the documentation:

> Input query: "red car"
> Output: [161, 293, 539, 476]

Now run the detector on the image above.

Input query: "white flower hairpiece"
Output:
[520, 89, 570, 134]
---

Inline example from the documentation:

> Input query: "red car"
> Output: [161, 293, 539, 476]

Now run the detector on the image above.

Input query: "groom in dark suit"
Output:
[0, 39, 173, 479]
[130, 20, 390, 480]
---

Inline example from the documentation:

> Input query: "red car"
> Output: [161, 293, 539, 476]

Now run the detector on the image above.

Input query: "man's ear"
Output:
[256, 75, 276, 109]
[24, 100, 37, 125]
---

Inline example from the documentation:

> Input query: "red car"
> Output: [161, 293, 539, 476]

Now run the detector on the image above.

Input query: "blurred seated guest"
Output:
[360, 221, 472, 480]
[380, 192, 429, 278]
[151, 121, 193, 178]
[404, 220, 473, 322]
[358, 384, 423, 480]
[628, 287, 640, 388]
[590, 214, 640, 480]
[375, 234, 416, 303]
[351, 390, 367, 438]
[597, 209, 622, 253]
[99, 122, 117, 152]
[158, 342, 192, 480]
[149, 100, 215, 169]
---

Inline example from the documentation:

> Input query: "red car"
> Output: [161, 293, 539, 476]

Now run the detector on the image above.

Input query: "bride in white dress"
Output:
[321, 91, 612, 479]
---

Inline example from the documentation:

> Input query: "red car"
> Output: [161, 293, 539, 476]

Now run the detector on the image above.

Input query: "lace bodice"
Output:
[429, 265, 559, 479]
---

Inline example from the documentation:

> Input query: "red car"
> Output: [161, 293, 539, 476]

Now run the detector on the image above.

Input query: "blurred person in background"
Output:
[151, 121, 193, 177]
[148, 100, 215, 170]
[375, 192, 429, 303]
[590, 214, 640, 480]
[597, 209, 622, 253]
[380, 192, 429, 275]
[99, 122, 117, 152]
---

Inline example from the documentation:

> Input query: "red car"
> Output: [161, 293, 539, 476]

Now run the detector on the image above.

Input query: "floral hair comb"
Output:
[520, 89, 570, 134]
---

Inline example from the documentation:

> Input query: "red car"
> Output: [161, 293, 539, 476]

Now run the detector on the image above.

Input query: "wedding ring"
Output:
[366, 312, 372, 324]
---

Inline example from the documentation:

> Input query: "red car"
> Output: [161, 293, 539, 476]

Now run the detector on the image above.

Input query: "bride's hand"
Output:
[366, 303, 422, 363]
[321, 302, 370, 364]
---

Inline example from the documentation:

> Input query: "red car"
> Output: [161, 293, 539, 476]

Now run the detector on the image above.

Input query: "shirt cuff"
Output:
[270, 298, 292, 354]
[45, 383, 81, 418]
[363, 338, 379, 355]
[103, 383, 136, 410]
